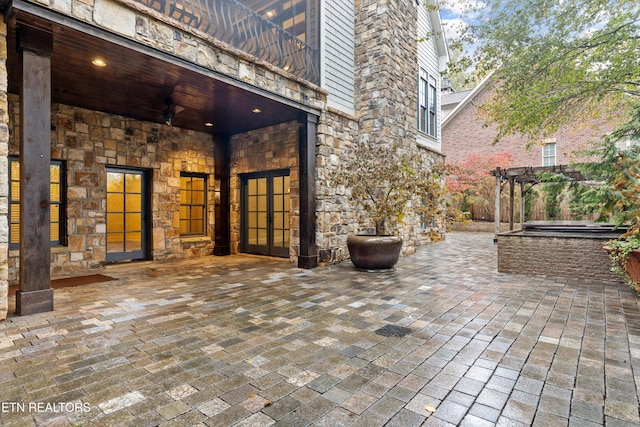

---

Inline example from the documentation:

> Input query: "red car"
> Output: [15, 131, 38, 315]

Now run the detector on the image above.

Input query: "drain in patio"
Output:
[374, 324, 412, 337]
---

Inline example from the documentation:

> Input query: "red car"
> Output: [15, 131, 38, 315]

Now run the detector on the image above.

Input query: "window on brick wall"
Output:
[418, 68, 438, 138]
[542, 143, 556, 166]
[9, 157, 66, 248]
[180, 173, 207, 236]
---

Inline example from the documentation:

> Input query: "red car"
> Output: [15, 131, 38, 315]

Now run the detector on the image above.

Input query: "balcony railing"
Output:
[135, 0, 320, 84]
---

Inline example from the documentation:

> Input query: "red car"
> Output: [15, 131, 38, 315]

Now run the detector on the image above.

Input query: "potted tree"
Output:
[333, 143, 449, 271]
[570, 103, 640, 293]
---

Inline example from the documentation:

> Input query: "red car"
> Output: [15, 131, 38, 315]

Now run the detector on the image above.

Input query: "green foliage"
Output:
[523, 188, 537, 222]
[542, 183, 565, 220]
[442, 0, 639, 142]
[536, 172, 570, 220]
[333, 144, 449, 236]
[605, 237, 640, 295]
[568, 103, 640, 293]
[569, 103, 640, 234]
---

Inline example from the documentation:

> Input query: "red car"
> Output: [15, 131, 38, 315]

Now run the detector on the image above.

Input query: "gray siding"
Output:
[417, 1, 442, 151]
[323, 0, 355, 115]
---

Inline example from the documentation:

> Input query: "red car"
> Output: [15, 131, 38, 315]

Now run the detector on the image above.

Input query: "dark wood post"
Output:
[297, 112, 318, 268]
[494, 169, 501, 243]
[509, 179, 515, 231]
[520, 182, 526, 227]
[213, 134, 231, 256]
[17, 28, 54, 315]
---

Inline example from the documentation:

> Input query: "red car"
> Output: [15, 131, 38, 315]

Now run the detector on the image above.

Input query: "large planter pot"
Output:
[347, 235, 403, 271]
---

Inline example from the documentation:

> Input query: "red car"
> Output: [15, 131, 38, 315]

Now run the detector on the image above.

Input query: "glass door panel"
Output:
[241, 171, 290, 257]
[106, 169, 148, 261]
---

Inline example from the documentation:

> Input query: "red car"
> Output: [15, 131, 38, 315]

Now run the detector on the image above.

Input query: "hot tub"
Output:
[496, 222, 625, 282]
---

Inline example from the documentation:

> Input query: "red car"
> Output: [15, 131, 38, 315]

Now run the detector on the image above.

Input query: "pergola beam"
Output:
[490, 165, 586, 184]
[490, 164, 588, 241]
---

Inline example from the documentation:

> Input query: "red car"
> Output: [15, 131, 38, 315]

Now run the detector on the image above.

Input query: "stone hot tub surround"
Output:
[497, 222, 625, 283]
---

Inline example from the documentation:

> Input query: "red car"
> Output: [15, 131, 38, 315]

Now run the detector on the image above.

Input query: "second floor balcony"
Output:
[135, 0, 320, 85]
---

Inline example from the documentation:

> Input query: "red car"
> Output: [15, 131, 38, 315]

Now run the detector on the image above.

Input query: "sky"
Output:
[438, 0, 485, 44]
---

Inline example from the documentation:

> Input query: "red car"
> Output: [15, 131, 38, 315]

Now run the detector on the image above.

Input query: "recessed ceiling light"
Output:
[204, 122, 214, 127]
[266, 11, 274, 18]
[92, 58, 107, 67]
[252, 108, 262, 113]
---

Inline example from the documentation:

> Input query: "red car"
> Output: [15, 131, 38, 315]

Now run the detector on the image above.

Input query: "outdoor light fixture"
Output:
[91, 58, 107, 67]
[252, 108, 262, 113]
[205, 122, 214, 127]
[162, 96, 184, 126]
[163, 97, 175, 125]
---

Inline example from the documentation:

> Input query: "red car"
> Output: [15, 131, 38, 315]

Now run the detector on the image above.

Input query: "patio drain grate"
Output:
[374, 324, 412, 338]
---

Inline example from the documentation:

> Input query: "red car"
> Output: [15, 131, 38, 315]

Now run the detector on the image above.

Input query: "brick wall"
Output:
[442, 83, 618, 167]
[497, 232, 622, 283]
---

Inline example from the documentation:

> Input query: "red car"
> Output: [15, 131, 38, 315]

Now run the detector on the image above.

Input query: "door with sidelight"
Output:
[241, 170, 290, 257]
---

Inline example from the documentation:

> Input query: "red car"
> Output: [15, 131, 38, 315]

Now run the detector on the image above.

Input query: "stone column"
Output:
[353, 0, 420, 248]
[354, 0, 418, 150]
[0, 17, 9, 321]
[17, 27, 54, 316]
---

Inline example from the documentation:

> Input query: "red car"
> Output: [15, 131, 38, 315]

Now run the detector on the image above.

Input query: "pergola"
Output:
[490, 165, 587, 237]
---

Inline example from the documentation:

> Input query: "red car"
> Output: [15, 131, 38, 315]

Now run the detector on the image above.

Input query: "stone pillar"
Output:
[354, 0, 418, 149]
[17, 27, 54, 316]
[298, 112, 318, 269]
[0, 17, 9, 321]
[213, 134, 231, 256]
[354, 0, 420, 249]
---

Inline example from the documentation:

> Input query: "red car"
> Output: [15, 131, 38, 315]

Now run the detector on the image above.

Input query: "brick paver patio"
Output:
[0, 232, 638, 426]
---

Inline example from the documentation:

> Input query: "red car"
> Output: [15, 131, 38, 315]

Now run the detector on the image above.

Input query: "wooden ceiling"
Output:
[6, 10, 303, 136]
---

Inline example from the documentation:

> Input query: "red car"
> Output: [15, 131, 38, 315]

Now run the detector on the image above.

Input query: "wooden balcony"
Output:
[134, 0, 320, 84]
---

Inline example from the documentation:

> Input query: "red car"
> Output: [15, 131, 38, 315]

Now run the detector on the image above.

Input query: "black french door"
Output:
[241, 170, 290, 257]
[106, 168, 150, 262]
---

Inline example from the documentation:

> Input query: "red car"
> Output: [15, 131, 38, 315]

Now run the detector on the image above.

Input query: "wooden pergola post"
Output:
[520, 182, 526, 227]
[509, 179, 515, 230]
[494, 168, 501, 241]
[17, 27, 54, 315]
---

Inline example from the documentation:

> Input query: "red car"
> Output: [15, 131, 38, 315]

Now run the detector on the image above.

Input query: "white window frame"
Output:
[417, 68, 438, 138]
[542, 142, 556, 166]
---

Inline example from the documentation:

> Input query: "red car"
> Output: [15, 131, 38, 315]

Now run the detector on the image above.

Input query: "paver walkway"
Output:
[0, 232, 638, 427]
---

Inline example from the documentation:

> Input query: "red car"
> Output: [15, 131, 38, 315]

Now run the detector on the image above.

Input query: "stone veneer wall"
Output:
[0, 16, 8, 319]
[354, 0, 419, 149]
[497, 232, 621, 283]
[7, 96, 216, 283]
[350, 0, 445, 255]
[315, 109, 359, 264]
[230, 122, 300, 259]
